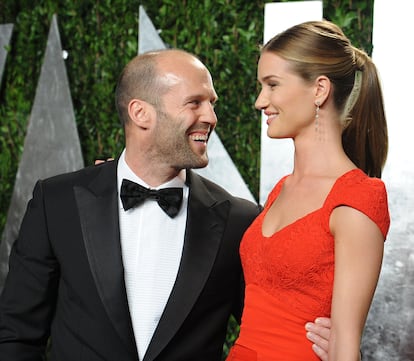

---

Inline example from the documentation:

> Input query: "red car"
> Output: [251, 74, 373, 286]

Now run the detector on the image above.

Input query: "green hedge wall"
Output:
[0, 0, 374, 356]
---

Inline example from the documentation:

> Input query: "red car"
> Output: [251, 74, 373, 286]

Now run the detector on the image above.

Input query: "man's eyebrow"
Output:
[184, 94, 218, 102]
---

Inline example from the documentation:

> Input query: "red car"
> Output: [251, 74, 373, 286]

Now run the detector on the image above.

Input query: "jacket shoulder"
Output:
[41, 160, 117, 188]
[189, 171, 261, 218]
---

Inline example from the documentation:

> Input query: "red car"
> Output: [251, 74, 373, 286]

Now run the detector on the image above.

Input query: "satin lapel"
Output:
[74, 161, 138, 359]
[144, 170, 230, 361]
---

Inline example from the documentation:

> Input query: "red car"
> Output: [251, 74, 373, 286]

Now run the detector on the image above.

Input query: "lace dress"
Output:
[227, 169, 390, 361]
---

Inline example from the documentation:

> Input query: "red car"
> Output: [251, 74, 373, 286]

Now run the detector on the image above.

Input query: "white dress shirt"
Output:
[117, 150, 188, 360]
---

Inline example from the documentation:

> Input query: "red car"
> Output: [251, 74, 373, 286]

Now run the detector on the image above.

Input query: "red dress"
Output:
[227, 169, 390, 361]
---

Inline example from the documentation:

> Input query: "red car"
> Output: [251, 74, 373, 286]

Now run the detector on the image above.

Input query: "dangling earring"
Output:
[315, 101, 320, 132]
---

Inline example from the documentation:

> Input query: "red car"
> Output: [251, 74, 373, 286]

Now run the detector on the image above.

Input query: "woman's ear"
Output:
[314, 75, 331, 106]
[127, 99, 154, 129]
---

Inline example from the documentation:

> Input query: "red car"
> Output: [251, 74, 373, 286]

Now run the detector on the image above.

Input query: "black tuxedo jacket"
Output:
[0, 159, 260, 361]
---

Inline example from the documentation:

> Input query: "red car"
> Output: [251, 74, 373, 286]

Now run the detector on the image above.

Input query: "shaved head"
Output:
[115, 49, 208, 127]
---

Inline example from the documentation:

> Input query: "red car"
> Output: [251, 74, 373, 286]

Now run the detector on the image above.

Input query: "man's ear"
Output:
[127, 99, 154, 129]
[314, 75, 331, 106]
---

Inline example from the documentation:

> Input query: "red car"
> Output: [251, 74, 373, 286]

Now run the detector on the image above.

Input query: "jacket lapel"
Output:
[144, 170, 230, 361]
[74, 160, 138, 359]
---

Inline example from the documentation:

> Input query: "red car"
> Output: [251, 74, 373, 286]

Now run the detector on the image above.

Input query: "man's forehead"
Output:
[158, 51, 207, 72]
[155, 53, 216, 95]
[158, 64, 213, 88]
[159, 72, 181, 87]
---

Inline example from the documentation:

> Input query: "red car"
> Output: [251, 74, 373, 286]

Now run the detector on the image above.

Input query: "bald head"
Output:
[115, 49, 209, 127]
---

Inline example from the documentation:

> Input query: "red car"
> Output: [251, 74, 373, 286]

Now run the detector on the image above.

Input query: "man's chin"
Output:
[182, 157, 209, 170]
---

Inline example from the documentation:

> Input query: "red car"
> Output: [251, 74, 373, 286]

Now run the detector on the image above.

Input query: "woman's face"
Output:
[255, 52, 316, 140]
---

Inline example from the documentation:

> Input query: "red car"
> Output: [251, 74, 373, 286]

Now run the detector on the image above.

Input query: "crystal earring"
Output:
[315, 101, 320, 132]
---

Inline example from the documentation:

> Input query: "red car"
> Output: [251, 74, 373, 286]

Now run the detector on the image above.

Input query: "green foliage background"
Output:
[0, 0, 374, 356]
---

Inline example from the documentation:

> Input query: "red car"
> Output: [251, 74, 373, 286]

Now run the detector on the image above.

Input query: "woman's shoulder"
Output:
[327, 168, 390, 238]
[333, 168, 387, 197]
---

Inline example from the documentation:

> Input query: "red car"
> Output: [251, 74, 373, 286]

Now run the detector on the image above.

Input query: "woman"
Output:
[227, 20, 390, 360]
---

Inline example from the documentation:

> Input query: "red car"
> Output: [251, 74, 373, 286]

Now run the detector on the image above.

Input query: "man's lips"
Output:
[189, 132, 209, 142]
[189, 127, 211, 143]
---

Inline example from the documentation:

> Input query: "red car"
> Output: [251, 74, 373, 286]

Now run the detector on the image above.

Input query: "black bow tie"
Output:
[120, 179, 183, 218]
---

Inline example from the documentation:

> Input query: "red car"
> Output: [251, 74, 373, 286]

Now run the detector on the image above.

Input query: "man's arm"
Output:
[306, 317, 363, 361]
[306, 317, 332, 361]
[0, 181, 58, 360]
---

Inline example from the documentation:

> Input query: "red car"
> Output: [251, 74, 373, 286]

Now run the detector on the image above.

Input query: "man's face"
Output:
[149, 56, 218, 170]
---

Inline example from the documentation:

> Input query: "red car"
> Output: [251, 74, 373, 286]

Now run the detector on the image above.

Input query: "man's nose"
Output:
[202, 102, 218, 126]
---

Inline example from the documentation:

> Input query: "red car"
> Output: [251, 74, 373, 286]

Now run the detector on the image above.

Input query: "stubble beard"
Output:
[154, 110, 209, 170]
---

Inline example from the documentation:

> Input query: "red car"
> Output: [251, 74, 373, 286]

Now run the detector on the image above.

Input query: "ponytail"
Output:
[342, 48, 388, 178]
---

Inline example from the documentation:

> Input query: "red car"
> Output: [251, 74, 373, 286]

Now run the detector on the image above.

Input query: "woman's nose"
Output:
[255, 89, 268, 110]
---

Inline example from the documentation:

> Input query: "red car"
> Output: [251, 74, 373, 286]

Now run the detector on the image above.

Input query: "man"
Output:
[0, 49, 330, 361]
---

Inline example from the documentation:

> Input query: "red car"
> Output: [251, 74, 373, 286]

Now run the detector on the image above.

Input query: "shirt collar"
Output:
[118, 149, 187, 191]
